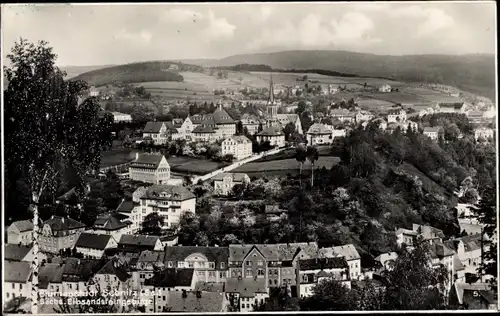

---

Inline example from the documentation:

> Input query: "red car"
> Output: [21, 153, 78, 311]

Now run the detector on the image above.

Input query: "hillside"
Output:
[60, 65, 115, 79]
[71, 61, 194, 87]
[183, 50, 496, 100]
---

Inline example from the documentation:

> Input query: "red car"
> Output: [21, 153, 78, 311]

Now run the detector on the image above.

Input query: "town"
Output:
[3, 3, 498, 314]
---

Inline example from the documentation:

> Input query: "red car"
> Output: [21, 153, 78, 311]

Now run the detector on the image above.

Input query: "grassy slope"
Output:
[72, 61, 185, 87]
[188, 50, 495, 100]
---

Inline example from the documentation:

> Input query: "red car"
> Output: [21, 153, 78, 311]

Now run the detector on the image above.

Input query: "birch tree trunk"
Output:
[31, 194, 40, 315]
[311, 163, 315, 188]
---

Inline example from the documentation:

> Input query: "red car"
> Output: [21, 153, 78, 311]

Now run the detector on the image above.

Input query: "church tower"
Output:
[266, 73, 279, 119]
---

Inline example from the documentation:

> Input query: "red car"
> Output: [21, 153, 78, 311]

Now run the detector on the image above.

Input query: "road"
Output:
[190, 147, 284, 184]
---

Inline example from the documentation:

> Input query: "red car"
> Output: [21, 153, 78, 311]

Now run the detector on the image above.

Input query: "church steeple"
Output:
[267, 73, 278, 119]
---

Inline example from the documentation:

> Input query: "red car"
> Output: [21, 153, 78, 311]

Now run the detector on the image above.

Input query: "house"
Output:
[427, 239, 455, 281]
[355, 111, 374, 123]
[167, 290, 226, 313]
[221, 136, 253, 161]
[374, 252, 398, 271]
[296, 257, 351, 298]
[453, 256, 466, 283]
[142, 268, 198, 313]
[93, 257, 134, 305]
[3, 261, 31, 303]
[116, 199, 141, 233]
[135, 250, 165, 287]
[413, 223, 445, 241]
[275, 114, 303, 134]
[169, 64, 180, 70]
[39, 216, 86, 254]
[228, 242, 319, 289]
[61, 258, 107, 294]
[395, 228, 418, 248]
[164, 121, 182, 140]
[264, 205, 288, 222]
[444, 234, 482, 274]
[318, 244, 362, 281]
[467, 111, 486, 124]
[160, 234, 179, 247]
[474, 127, 494, 141]
[112, 112, 133, 123]
[4, 244, 47, 263]
[328, 84, 339, 94]
[7, 219, 38, 246]
[224, 278, 269, 312]
[387, 109, 407, 124]
[449, 283, 497, 310]
[75, 233, 118, 258]
[240, 116, 263, 135]
[142, 121, 168, 145]
[330, 108, 355, 123]
[118, 234, 164, 252]
[256, 126, 285, 148]
[135, 184, 196, 231]
[379, 84, 392, 93]
[419, 107, 437, 117]
[87, 211, 133, 241]
[213, 173, 250, 196]
[437, 102, 466, 114]
[163, 246, 230, 283]
[192, 125, 218, 143]
[180, 105, 236, 141]
[423, 127, 443, 140]
[128, 153, 171, 185]
[38, 262, 65, 298]
[306, 123, 334, 145]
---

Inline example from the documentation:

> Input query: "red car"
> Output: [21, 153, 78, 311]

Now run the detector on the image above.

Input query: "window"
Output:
[246, 269, 253, 277]
[188, 262, 194, 268]
[258, 269, 264, 276]
[178, 262, 185, 268]
[20, 284, 23, 290]
[257, 260, 263, 266]
[209, 262, 215, 269]
[168, 261, 173, 268]
[209, 271, 216, 277]
[12, 284, 14, 289]
[269, 280, 272, 285]
[221, 262, 225, 269]
[246, 261, 251, 266]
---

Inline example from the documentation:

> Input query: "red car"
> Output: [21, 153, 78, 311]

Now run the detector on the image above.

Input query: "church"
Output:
[264, 74, 303, 134]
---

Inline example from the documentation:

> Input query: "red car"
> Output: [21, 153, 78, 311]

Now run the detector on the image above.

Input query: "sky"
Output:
[2, 2, 496, 66]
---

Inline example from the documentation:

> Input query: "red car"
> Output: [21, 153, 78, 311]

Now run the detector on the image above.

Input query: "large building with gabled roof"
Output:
[128, 153, 171, 184]
[179, 102, 236, 142]
[142, 121, 169, 145]
[39, 216, 87, 254]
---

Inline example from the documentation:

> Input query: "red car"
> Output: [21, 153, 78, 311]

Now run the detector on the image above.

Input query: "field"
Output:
[360, 91, 431, 106]
[101, 148, 136, 167]
[233, 156, 340, 173]
[403, 87, 462, 103]
[167, 156, 229, 175]
[356, 98, 396, 112]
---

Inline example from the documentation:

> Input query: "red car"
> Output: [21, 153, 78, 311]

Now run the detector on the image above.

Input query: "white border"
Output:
[1, 1, 498, 314]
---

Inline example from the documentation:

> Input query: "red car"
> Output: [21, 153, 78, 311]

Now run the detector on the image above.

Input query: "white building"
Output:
[306, 123, 334, 146]
[86, 212, 134, 241]
[379, 84, 392, 93]
[296, 257, 351, 298]
[213, 173, 250, 196]
[318, 244, 361, 281]
[355, 111, 374, 123]
[224, 278, 269, 312]
[437, 102, 466, 114]
[256, 126, 285, 148]
[221, 136, 253, 161]
[129, 153, 171, 185]
[328, 84, 339, 94]
[395, 228, 418, 248]
[142, 121, 169, 145]
[423, 127, 443, 140]
[444, 234, 482, 274]
[387, 109, 407, 124]
[330, 109, 355, 123]
[374, 252, 398, 271]
[135, 184, 196, 231]
[3, 261, 31, 304]
[275, 114, 303, 135]
[75, 233, 118, 259]
[112, 112, 133, 123]
[7, 220, 36, 246]
[474, 128, 494, 141]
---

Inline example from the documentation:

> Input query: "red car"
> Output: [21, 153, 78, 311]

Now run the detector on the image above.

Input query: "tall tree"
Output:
[4, 39, 112, 314]
[295, 145, 307, 185]
[141, 212, 165, 235]
[306, 146, 319, 187]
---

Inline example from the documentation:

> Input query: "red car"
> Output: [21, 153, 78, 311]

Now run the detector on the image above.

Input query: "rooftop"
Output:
[75, 233, 113, 250]
[129, 153, 166, 169]
[257, 126, 284, 137]
[142, 184, 196, 201]
[298, 257, 349, 270]
[5, 244, 32, 261]
[224, 278, 267, 297]
[307, 123, 333, 135]
[163, 246, 229, 267]
[119, 234, 160, 248]
[167, 290, 225, 313]
[43, 216, 86, 232]
[8, 219, 36, 233]
[229, 242, 319, 262]
[212, 172, 248, 183]
[4, 261, 31, 283]
[318, 244, 361, 261]
[143, 121, 165, 134]
[39, 263, 65, 289]
[144, 268, 195, 287]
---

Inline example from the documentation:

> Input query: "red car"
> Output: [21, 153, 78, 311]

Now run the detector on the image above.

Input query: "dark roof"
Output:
[190, 114, 215, 125]
[224, 278, 267, 297]
[164, 121, 180, 133]
[95, 258, 132, 282]
[4, 261, 31, 283]
[76, 233, 113, 250]
[143, 121, 165, 133]
[172, 118, 184, 128]
[167, 291, 225, 312]
[142, 185, 196, 201]
[129, 154, 165, 169]
[5, 244, 32, 261]
[192, 125, 216, 133]
[144, 268, 195, 287]
[39, 263, 65, 289]
[428, 240, 455, 259]
[438, 102, 464, 109]
[212, 108, 235, 124]
[43, 216, 86, 232]
[298, 257, 348, 270]
[163, 246, 229, 268]
[119, 234, 159, 248]
[307, 123, 332, 135]
[62, 258, 106, 282]
[257, 126, 284, 136]
[195, 282, 225, 292]
[229, 242, 319, 262]
[116, 200, 137, 214]
[93, 212, 130, 230]
[223, 135, 251, 144]
[447, 234, 482, 252]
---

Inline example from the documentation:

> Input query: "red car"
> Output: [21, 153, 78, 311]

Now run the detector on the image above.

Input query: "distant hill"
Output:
[61, 65, 115, 79]
[183, 50, 496, 100]
[72, 61, 190, 86]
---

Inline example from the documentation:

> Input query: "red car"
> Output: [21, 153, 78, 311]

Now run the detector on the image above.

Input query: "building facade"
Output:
[39, 216, 86, 254]
[221, 136, 253, 160]
[213, 173, 250, 196]
[129, 153, 171, 185]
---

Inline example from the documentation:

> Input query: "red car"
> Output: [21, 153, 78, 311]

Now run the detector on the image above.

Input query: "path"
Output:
[191, 147, 284, 184]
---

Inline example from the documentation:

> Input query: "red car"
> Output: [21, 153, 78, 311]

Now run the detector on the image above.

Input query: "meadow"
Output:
[233, 156, 340, 173]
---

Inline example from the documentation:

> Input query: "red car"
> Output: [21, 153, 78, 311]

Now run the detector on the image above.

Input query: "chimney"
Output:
[135, 152, 139, 160]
